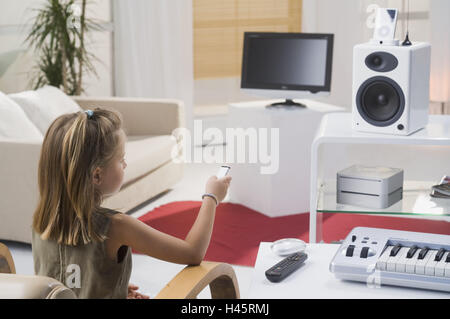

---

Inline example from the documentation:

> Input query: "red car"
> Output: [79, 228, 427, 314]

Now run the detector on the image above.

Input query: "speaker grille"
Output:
[356, 76, 405, 127]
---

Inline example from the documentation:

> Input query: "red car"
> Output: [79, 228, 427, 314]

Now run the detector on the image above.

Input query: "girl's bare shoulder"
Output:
[108, 211, 140, 235]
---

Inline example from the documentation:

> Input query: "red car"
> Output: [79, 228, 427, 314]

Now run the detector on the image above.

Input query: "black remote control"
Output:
[265, 252, 308, 283]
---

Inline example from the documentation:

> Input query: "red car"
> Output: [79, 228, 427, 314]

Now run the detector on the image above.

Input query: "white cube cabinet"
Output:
[226, 99, 344, 217]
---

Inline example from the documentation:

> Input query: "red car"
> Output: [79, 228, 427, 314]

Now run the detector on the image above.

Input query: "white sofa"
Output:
[0, 87, 185, 243]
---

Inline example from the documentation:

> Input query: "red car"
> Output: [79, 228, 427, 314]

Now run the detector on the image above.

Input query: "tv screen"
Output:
[241, 33, 334, 93]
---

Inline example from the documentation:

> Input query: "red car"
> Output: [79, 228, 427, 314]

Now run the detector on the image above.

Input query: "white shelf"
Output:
[317, 180, 450, 216]
[310, 113, 450, 243]
[313, 113, 450, 145]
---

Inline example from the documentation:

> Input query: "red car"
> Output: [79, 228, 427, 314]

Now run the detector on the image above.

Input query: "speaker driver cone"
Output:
[356, 76, 405, 127]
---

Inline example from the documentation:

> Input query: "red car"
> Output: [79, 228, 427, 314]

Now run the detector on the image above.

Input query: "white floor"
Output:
[6, 151, 255, 299]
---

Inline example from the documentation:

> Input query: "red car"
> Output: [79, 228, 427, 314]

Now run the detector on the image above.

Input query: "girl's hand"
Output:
[205, 175, 232, 203]
[127, 284, 150, 299]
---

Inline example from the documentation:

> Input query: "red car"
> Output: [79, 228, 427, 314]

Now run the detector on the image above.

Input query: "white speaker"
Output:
[352, 42, 431, 135]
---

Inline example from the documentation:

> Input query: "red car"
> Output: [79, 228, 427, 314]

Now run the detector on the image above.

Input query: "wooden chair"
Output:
[155, 261, 240, 299]
[0, 242, 16, 274]
[0, 242, 240, 299]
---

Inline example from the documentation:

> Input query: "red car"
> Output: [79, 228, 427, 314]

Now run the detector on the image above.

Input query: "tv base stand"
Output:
[266, 99, 307, 108]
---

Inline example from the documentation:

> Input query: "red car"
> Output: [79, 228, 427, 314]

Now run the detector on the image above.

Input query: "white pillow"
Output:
[9, 85, 82, 135]
[0, 91, 43, 141]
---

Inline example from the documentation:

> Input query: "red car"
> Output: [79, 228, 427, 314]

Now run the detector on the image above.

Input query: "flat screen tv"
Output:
[241, 32, 334, 107]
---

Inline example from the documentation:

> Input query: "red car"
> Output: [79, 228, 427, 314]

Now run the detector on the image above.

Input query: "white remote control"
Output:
[216, 165, 230, 178]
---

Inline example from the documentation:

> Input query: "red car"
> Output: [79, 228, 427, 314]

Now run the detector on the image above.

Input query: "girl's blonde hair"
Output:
[32, 108, 123, 246]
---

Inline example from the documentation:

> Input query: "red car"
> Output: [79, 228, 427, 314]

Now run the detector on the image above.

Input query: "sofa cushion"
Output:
[0, 91, 43, 141]
[123, 134, 178, 185]
[9, 85, 81, 135]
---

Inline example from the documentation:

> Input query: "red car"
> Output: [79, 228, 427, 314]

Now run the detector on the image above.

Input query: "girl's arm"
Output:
[110, 175, 231, 265]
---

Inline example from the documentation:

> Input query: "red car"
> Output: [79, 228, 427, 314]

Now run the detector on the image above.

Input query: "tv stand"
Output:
[228, 99, 345, 218]
[266, 99, 307, 108]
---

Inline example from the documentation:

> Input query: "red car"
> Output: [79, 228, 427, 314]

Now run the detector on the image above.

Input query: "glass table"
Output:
[309, 113, 450, 243]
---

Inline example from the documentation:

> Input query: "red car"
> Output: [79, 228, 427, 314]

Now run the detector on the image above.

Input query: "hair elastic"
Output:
[84, 109, 94, 119]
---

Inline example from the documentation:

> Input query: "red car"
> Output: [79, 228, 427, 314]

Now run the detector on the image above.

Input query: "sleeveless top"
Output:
[32, 207, 132, 299]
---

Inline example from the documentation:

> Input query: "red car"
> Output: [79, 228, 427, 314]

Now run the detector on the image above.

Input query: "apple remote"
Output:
[216, 165, 231, 178]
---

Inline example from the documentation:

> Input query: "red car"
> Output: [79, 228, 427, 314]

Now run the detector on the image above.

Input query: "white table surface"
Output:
[248, 242, 450, 299]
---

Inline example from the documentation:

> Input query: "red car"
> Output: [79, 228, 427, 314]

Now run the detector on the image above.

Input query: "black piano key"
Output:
[418, 247, 429, 260]
[390, 244, 402, 257]
[406, 245, 418, 259]
[434, 248, 446, 262]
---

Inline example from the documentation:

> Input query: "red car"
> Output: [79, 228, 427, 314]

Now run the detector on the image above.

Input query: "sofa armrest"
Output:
[72, 96, 185, 136]
[0, 139, 42, 243]
[154, 261, 240, 299]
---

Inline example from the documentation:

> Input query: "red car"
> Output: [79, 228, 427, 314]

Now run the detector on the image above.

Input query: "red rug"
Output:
[135, 201, 450, 267]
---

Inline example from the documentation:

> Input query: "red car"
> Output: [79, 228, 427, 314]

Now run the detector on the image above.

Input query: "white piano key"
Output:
[415, 249, 436, 275]
[387, 247, 408, 272]
[405, 250, 420, 274]
[424, 250, 439, 276]
[376, 246, 393, 271]
[445, 261, 450, 278]
[435, 252, 449, 277]
[393, 247, 410, 273]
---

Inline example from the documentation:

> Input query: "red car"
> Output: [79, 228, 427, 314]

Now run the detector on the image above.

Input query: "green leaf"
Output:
[23, 0, 97, 95]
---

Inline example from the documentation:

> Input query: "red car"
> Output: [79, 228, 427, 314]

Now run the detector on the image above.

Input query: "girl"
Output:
[32, 108, 231, 299]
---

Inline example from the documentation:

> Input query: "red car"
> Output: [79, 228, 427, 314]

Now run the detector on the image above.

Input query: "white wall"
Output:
[429, 0, 450, 112]
[302, 0, 448, 113]
[0, 0, 113, 96]
[194, 77, 265, 108]
[1, 0, 447, 113]
[195, 0, 448, 114]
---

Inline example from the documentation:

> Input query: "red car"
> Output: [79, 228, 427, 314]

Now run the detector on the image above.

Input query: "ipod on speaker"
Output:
[373, 8, 398, 43]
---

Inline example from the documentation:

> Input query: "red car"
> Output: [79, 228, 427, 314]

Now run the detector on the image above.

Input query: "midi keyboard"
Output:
[330, 227, 450, 292]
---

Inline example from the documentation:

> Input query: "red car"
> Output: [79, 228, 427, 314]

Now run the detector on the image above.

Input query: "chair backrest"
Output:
[0, 242, 76, 299]
[155, 261, 240, 299]
[0, 242, 16, 274]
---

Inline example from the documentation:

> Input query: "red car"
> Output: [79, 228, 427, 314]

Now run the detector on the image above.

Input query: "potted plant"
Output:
[25, 0, 100, 95]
